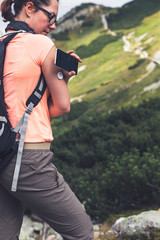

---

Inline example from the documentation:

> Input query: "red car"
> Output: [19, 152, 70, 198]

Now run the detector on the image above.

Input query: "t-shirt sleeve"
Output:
[26, 34, 55, 66]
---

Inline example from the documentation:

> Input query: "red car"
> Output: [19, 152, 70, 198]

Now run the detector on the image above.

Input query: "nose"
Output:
[49, 23, 56, 30]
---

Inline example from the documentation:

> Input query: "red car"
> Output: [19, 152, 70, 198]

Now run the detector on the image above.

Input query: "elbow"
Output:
[49, 100, 70, 117]
[57, 102, 70, 115]
[62, 104, 70, 114]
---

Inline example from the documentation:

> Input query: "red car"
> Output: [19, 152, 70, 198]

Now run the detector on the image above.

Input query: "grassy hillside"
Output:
[49, 0, 160, 222]
[51, 0, 160, 137]
[108, 0, 160, 30]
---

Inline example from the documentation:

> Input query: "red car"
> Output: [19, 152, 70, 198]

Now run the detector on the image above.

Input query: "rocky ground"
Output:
[19, 214, 101, 240]
[19, 209, 160, 240]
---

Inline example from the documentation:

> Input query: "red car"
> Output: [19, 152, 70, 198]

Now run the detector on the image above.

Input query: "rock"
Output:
[152, 50, 160, 64]
[19, 214, 101, 240]
[93, 224, 102, 239]
[19, 215, 43, 240]
[106, 229, 114, 236]
[19, 215, 62, 240]
[112, 210, 160, 236]
[93, 224, 100, 232]
[46, 234, 63, 240]
[46, 236, 55, 240]
[94, 231, 100, 239]
[52, 5, 101, 34]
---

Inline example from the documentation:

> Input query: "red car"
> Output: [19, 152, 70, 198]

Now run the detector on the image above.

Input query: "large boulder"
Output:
[112, 210, 160, 236]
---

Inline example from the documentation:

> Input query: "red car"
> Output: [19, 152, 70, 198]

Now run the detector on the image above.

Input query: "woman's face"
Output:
[30, 0, 59, 35]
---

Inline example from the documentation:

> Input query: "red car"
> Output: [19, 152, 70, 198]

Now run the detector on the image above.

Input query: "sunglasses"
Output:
[35, 4, 58, 26]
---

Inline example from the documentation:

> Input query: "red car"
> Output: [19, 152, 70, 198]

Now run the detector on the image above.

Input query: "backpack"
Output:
[0, 31, 46, 191]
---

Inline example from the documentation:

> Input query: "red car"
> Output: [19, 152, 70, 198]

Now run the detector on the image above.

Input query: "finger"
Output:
[67, 50, 74, 54]
[70, 53, 82, 63]
[69, 71, 76, 77]
[67, 50, 82, 63]
[63, 71, 76, 81]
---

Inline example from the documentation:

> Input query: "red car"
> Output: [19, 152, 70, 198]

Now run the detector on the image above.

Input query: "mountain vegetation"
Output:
[50, 0, 160, 221]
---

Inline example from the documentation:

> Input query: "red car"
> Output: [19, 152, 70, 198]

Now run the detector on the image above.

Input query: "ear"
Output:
[25, 1, 36, 17]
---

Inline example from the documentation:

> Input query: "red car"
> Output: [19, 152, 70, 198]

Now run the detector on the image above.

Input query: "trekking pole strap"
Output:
[11, 103, 34, 192]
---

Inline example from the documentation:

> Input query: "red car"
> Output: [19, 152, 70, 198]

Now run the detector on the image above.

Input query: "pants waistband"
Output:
[23, 142, 51, 150]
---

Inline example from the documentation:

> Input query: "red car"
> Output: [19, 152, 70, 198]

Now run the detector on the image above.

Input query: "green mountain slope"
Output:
[108, 0, 160, 30]
[49, 0, 160, 220]
[51, 0, 160, 136]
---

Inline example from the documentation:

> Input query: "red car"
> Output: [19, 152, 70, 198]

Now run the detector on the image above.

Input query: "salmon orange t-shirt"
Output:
[3, 33, 54, 142]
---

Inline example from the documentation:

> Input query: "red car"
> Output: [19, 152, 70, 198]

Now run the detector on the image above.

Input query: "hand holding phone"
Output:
[55, 49, 79, 75]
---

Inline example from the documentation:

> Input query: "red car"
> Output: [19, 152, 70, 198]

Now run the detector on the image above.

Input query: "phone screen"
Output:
[55, 49, 78, 75]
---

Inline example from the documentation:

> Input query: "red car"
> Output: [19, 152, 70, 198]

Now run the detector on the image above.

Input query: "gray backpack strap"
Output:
[11, 74, 46, 192]
[11, 103, 34, 192]
[0, 30, 26, 39]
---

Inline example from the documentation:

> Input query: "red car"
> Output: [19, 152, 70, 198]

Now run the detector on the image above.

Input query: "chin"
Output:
[42, 31, 49, 35]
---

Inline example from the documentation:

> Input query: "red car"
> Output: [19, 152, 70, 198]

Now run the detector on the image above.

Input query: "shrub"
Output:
[76, 34, 120, 58]
[52, 98, 160, 220]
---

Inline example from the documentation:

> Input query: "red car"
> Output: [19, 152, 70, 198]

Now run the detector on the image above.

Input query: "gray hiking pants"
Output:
[0, 149, 94, 240]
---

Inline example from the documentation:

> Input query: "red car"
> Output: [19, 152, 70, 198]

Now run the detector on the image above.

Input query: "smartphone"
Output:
[55, 48, 78, 75]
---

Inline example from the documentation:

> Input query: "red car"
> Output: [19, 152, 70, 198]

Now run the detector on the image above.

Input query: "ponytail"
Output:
[1, 0, 14, 22]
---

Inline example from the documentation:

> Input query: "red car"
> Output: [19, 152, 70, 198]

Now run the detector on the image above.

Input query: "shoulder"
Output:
[23, 33, 54, 45]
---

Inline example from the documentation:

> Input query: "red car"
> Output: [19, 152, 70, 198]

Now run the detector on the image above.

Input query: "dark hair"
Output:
[0, 0, 58, 22]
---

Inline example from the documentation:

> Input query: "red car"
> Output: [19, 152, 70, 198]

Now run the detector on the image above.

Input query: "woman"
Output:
[0, 0, 94, 239]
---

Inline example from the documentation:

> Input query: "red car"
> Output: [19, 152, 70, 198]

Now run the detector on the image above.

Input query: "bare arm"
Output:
[42, 45, 75, 118]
